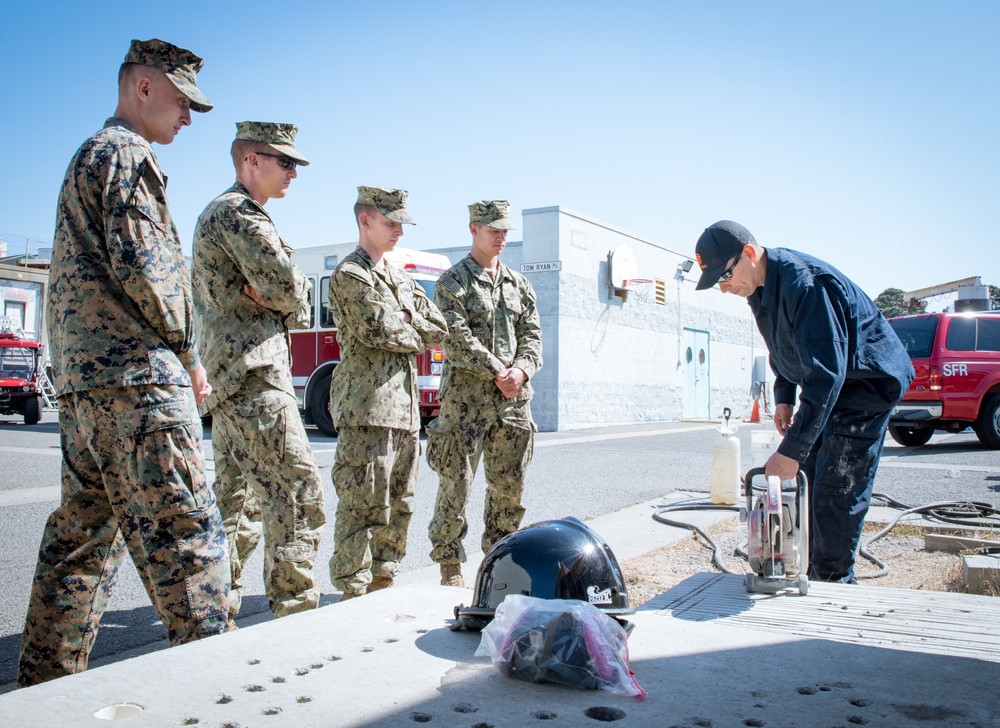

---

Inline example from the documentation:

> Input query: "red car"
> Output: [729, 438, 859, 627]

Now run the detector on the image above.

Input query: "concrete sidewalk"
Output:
[3, 495, 999, 727]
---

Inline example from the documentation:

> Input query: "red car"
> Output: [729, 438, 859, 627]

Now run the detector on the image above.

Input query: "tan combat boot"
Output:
[369, 574, 394, 592]
[440, 563, 465, 588]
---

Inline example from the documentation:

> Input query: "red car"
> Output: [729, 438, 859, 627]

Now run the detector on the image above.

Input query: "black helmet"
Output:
[454, 517, 633, 631]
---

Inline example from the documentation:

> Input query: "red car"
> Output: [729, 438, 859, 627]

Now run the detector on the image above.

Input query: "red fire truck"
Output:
[289, 244, 451, 437]
[0, 319, 43, 425]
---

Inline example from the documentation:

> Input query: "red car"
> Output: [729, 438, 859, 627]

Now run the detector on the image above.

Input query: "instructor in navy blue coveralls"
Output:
[694, 221, 914, 583]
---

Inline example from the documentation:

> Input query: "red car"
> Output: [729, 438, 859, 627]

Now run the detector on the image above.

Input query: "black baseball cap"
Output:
[694, 220, 755, 290]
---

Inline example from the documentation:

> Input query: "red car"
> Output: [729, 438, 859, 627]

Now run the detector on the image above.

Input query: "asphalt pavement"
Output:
[1, 410, 998, 695]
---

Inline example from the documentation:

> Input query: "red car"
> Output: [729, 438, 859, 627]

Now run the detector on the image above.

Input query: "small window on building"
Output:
[945, 317, 976, 351]
[3, 301, 25, 330]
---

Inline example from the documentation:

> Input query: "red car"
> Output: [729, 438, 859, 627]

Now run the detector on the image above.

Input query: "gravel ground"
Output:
[622, 516, 998, 606]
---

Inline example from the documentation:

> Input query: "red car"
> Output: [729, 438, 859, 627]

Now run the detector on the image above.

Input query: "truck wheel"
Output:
[973, 394, 1000, 450]
[309, 373, 337, 438]
[23, 396, 40, 425]
[887, 424, 933, 447]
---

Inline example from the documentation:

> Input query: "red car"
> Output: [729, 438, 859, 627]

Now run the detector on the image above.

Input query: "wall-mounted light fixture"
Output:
[679, 259, 694, 273]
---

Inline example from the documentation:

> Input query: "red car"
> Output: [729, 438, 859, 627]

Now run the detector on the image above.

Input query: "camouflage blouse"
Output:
[192, 182, 310, 412]
[47, 118, 198, 396]
[329, 246, 447, 431]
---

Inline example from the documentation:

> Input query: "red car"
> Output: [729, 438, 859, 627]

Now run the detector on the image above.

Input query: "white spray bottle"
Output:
[710, 407, 741, 505]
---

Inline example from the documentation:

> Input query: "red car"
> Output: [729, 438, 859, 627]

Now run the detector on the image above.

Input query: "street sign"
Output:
[520, 261, 562, 273]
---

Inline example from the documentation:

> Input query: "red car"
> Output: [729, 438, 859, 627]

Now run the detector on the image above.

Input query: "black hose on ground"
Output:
[651, 499, 742, 575]
[858, 496, 1000, 579]
[652, 494, 1000, 580]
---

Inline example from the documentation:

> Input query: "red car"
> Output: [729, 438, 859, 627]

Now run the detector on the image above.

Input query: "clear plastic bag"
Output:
[474, 594, 645, 697]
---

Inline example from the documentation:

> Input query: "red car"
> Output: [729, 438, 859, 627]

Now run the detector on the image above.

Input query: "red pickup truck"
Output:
[887, 311, 1000, 448]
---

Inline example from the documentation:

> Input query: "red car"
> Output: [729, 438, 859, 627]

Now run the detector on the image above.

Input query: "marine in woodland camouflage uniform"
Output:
[427, 201, 543, 587]
[328, 187, 447, 598]
[192, 122, 326, 618]
[17, 39, 232, 688]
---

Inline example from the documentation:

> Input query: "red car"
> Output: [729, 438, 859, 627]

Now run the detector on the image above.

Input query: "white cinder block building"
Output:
[432, 206, 769, 432]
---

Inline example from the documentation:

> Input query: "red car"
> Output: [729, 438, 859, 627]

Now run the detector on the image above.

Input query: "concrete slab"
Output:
[4, 578, 999, 727]
[962, 553, 1000, 594]
[5, 494, 1000, 727]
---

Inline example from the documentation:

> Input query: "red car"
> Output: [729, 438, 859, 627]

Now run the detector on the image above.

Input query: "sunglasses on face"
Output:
[719, 253, 742, 282]
[255, 152, 297, 170]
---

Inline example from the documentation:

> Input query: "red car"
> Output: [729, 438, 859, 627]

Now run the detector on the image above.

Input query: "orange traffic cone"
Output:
[750, 399, 761, 423]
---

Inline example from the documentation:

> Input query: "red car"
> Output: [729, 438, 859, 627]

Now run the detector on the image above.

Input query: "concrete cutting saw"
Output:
[741, 467, 810, 596]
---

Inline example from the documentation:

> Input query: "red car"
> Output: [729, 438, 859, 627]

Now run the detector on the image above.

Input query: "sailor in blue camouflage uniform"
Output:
[427, 200, 543, 588]
[193, 122, 326, 619]
[694, 220, 914, 584]
[17, 39, 232, 688]
[328, 187, 448, 599]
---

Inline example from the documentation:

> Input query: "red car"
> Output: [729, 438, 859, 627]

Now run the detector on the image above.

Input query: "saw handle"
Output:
[766, 476, 782, 514]
[744, 467, 808, 493]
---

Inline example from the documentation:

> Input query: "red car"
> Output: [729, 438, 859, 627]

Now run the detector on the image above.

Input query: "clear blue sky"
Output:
[2, 1, 997, 303]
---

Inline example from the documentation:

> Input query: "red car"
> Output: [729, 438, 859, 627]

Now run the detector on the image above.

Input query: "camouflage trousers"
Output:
[210, 379, 326, 618]
[330, 425, 418, 596]
[426, 397, 534, 564]
[17, 384, 232, 688]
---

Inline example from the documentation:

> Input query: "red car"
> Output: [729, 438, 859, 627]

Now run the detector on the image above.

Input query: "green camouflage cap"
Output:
[235, 121, 310, 165]
[469, 200, 517, 230]
[124, 38, 213, 113]
[356, 186, 415, 225]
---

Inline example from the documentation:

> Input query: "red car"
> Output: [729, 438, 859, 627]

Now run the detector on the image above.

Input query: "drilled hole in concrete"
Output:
[471, 724, 494, 728]
[386, 613, 416, 623]
[751, 690, 766, 698]
[452, 703, 478, 713]
[327, 655, 342, 661]
[294, 668, 309, 676]
[818, 686, 832, 692]
[415, 628, 430, 634]
[270, 676, 286, 683]
[381, 637, 399, 644]
[585, 706, 626, 721]
[94, 703, 144, 721]
[219, 723, 241, 728]
[261, 707, 283, 716]
[847, 718, 869, 726]
[248, 658, 260, 665]
[296, 696, 313, 704]
[360, 646, 374, 652]
[310, 663, 324, 669]
[691, 720, 712, 727]
[180, 719, 199, 726]
[743, 720, 766, 727]
[244, 685, 265, 692]
[410, 712, 433, 723]
[850, 698, 871, 708]
[215, 694, 233, 705]
[796, 687, 817, 695]
[534, 710, 558, 720]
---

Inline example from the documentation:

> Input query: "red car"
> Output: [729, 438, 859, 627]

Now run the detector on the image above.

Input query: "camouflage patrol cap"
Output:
[124, 38, 213, 113]
[235, 122, 310, 166]
[469, 200, 517, 230]
[356, 186, 415, 225]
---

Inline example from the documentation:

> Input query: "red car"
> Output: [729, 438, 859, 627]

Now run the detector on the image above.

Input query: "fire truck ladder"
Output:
[38, 368, 57, 409]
